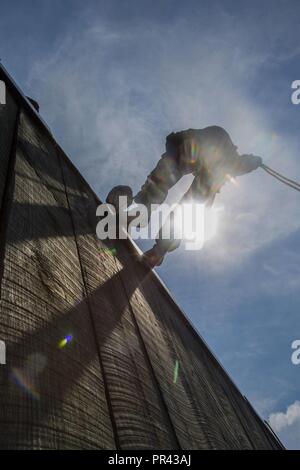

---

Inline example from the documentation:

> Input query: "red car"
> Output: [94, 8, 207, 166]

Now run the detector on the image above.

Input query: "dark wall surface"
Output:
[0, 65, 283, 449]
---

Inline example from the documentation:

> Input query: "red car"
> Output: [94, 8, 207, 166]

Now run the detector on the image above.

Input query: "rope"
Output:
[261, 164, 300, 188]
[261, 164, 300, 192]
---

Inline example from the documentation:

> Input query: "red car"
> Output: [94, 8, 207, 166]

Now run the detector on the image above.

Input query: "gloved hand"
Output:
[228, 153, 263, 176]
[242, 154, 263, 169]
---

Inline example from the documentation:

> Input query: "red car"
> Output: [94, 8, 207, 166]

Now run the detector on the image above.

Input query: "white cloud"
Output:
[269, 401, 300, 449]
[269, 401, 300, 432]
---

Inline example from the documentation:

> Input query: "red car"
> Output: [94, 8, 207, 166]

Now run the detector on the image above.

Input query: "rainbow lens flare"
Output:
[11, 367, 40, 400]
[10, 353, 47, 400]
[58, 334, 73, 349]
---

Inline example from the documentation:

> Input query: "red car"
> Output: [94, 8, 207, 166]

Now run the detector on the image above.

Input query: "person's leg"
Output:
[139, 153, 183, 266]
[134, 152, 183, 215]
[143, 186, 189, 267]
[143, 205, 183, 267]
[106, 150, 182, 214]
[144, 174, 210, 266]
[155, 207, 182, 252]
[138, 143, 211, 213]
[153, 174, 204, 255]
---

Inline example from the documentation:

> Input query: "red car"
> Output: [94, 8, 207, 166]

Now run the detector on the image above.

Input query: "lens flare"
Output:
[99, 247, 117, 256]
[10, 353, 47, 400]
[11, 367, 40, 400]
[226, 173, 238, 186]
[58, 334, 73, 349]
[173, 360, 180, 384]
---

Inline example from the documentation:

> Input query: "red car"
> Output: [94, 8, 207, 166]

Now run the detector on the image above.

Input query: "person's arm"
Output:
[230, 153, 263, 176]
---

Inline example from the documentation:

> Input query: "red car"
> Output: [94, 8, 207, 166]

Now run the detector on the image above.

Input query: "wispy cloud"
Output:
[26, 11, 300, 273]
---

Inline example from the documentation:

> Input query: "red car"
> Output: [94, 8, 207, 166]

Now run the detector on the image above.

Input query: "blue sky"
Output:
[1, 0, 300, 448]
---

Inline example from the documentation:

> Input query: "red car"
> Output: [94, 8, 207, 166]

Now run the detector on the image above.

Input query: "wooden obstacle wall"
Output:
[0, 65, 283, 449]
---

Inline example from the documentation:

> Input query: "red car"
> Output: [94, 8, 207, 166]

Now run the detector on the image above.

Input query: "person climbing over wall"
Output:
[107, 126, 263, 267]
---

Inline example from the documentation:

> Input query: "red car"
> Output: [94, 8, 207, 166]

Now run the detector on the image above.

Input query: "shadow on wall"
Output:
[0, 132, 164, 448]
[0, 249, 154, 448]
